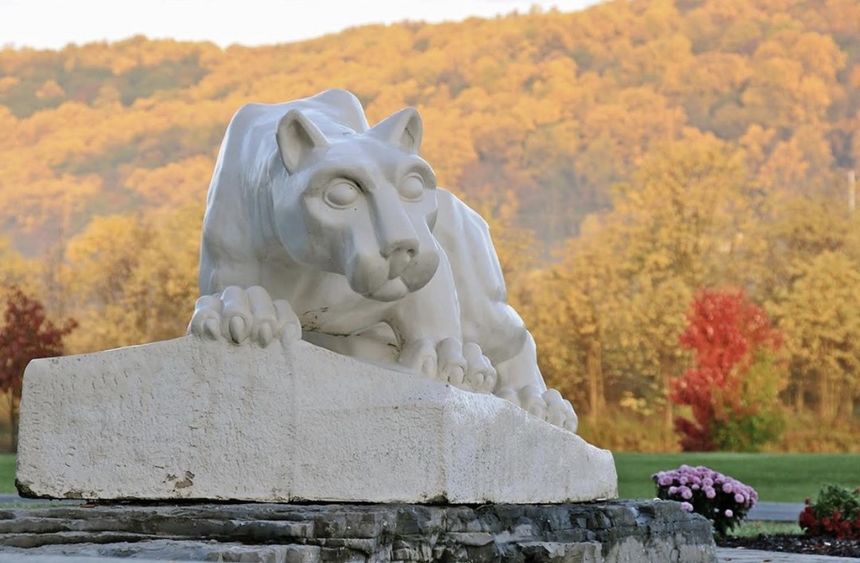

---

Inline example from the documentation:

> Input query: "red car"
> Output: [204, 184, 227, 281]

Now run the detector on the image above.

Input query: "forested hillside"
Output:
[1, 0, 858, 451]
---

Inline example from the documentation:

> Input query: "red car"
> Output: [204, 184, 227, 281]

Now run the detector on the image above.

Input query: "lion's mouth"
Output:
[367, 277, 410, 302]
[347, 247, 439, 302]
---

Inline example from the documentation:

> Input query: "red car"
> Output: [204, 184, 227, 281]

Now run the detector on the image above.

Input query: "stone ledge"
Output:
[18, 336, 616, 504]
[0, 501, 716, 562]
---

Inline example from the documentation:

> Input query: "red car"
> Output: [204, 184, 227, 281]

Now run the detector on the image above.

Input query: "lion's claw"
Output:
[495, 385, 578, 433]
[400, 338, 497, 394]
[188, 285, 300, 347]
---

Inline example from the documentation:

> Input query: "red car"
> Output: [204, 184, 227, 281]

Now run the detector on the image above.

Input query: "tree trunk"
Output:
[793, 381, 805, 412]
[661, 360, 675, 449]
[837, 384, 854, 420]
[817, 372, 834, 422]
[10, 400, 18, 453]
[7, 392, 17, 453]
[586, 339, 605, 420]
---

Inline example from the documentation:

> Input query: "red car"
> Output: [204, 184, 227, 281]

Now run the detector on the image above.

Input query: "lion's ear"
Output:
[276, 109, 329, 173]
[370, 108, 422, 153]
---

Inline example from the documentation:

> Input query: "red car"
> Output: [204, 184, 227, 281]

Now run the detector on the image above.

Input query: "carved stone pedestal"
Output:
[0, 501, 717, 562]
[18, 336, 615, 504]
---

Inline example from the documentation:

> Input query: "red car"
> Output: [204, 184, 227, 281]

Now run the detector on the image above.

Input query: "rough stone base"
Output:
[0, 501, 716, 562]
[18, 336, 615, 504]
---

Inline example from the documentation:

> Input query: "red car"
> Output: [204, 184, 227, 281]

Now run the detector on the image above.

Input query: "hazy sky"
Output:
[0, 0, 601, 50]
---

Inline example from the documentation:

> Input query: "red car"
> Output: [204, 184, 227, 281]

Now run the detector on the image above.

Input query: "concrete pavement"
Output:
[718, 547, 859, 562]
[748, 502, 805, 522]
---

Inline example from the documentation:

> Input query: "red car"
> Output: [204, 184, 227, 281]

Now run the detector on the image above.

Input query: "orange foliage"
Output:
[1, 0, 858, 451]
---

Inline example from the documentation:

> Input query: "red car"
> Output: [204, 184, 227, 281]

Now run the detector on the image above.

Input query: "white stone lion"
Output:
[188, 89, 577, 432]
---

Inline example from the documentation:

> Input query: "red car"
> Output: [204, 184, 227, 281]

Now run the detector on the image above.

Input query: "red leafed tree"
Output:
[0, 288, 76, 451]
[670, 289, 785, 451]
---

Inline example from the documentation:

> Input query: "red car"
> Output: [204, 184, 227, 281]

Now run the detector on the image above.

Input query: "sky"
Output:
[0, 0, 601, 50]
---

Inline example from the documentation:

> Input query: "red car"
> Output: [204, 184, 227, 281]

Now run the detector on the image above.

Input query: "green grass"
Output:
[615, 452, 860, 502]
[0, 454, 14, 493]
[729, 521, 802, 538]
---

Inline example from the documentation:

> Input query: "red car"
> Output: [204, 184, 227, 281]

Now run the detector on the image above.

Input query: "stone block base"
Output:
[18, 336, 615, 504]
[0, 501, 716, 562]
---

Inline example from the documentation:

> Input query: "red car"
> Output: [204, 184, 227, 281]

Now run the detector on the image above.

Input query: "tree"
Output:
[0, 0, 859, 452]
[671, 289, 785, 451]
[514, 214, 629, 421]
[770, 252, 860, 421]
[61, 206, 201, 353]
[0, 238, 34, 292]
[0, 288, 76, 451]
[609, 135, 753, 440]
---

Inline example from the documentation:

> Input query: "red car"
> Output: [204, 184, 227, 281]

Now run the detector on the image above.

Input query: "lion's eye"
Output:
[399, 174, 424, 201]
[325, 180, 360, 207]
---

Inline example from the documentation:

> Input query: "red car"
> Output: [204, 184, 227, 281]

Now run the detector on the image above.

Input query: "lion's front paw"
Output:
[496, 385, 578, 433]
[187, 285, 301, 347]
[399, 338, 497, 393]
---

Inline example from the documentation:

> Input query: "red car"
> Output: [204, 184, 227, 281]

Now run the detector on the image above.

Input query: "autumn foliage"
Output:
[671, 290, 785, 451]
[0, 288, 76, 449]
[1, 0, 859, 451]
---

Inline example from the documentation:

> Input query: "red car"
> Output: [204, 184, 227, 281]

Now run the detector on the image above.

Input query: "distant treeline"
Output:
[0, 0, 858, 451]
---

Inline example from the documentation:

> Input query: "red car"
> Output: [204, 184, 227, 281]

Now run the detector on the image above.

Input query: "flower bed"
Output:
[653, 464, 758, 535]
[799, 484, 860, 540]
[718, 533, 860, 557]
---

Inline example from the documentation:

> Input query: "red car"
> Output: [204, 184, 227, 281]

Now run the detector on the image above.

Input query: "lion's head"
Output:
[270, 104, 441, 302]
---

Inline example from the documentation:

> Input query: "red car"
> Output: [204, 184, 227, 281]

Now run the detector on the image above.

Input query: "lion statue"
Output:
[188, 89, 577, 432]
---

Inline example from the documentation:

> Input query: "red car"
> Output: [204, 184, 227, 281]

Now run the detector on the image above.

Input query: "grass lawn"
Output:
[615, 452, 860, 502]
[729, 521, 801, 537]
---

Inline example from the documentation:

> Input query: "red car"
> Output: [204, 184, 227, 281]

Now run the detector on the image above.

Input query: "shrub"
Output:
[670, 289, 786, 451]
[767, 413, 860, 453]
[653, 465, 758, 536]
[798, 484, 860, 540]
[0, 287, 76, 451]
[577, 408, 677, 452]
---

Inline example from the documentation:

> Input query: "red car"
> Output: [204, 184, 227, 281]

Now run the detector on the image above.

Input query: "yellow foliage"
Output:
[35, 79, 64, 100]
[124, 155, 214, 207]
[1, 0, 859, 450]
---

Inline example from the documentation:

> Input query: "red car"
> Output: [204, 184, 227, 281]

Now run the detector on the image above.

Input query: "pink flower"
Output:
[681, 487, 693, 500]
[668, 486, 678, 495]
[705, 487, 716, 499]
[722, 483, 734, 494]
[724, 509, 734, 518]
[680, 502, 693, 512]
[734, 493, 745, 504]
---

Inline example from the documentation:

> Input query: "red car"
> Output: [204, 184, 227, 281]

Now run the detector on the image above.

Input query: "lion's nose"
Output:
[372, 189, 420, 265]
[388, 246, 416, 278]
[377, 214, 419, 260]
[382, 237, 418, 258]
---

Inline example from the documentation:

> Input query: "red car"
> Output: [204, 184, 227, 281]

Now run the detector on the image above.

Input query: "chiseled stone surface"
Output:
[0, 501, 716, 562]
[17, 335, 616, 504]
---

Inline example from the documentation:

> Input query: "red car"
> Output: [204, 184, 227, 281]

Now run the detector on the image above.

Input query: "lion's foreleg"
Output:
[387, 254, 496, 393]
